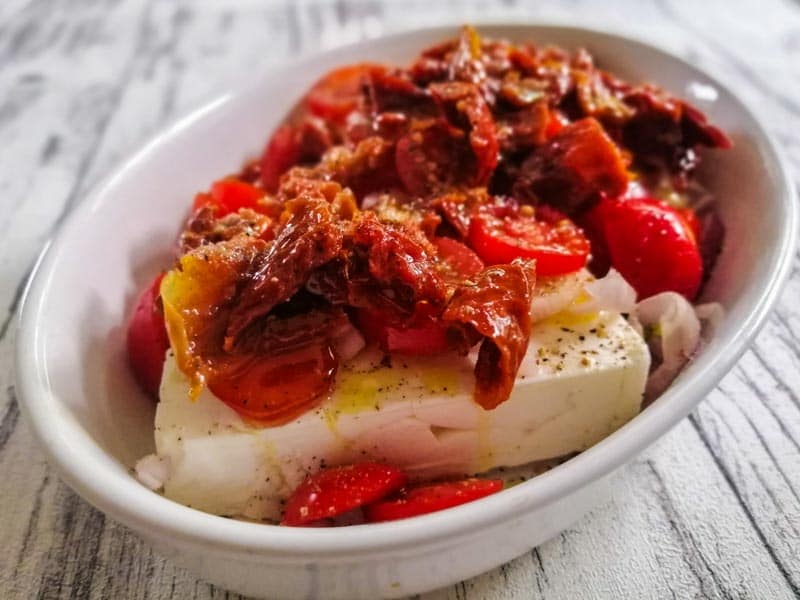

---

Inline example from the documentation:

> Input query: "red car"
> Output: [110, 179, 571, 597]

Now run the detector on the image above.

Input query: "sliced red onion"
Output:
[529, 270, 590, 322]
[635, 292, 701, 400]
[694, 302, 725, 341]
[332, 319, 367, 362]
[135, 454, 171, 491]
[572, 268, 637, 315]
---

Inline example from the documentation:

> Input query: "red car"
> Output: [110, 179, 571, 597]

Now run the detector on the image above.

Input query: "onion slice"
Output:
[572, 268, 637, 315]
[529, 270, 590, 322]
[694, 302, 725, 340]
[634, 292, 701, 400]
[135, 454, 171, 491]
[332, 319, 367, 362]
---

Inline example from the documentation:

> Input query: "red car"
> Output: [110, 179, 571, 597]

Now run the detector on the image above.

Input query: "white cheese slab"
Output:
[139, 310, 649, 521]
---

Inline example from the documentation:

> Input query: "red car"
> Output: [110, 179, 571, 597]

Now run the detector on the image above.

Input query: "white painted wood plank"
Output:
[422, 422, 797, 600]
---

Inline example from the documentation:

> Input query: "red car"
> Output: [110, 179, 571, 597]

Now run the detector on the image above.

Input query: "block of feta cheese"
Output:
[136, 309, 649, 521]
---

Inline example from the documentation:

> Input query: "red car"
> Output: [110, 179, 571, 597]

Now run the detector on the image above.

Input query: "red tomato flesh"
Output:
[208, 343, 338, 426]
[364, 478, 504, 522]
[126, 274, 170, 397]
[194, 179, 264, 216]
[356, 308, 450, 356]
[434, 236, 485, 277]
[544, 108, 568, 139]
[384, 319, 450, 355]
[582, 197, 703, 300]
[282, 463, 407, 526]
[468, 209, 590, 276]
[678, 207, 701, 242]
[260, 125, 302, 193]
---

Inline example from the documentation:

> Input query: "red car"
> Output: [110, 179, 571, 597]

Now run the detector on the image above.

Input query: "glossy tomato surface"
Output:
[468, 208, 590, 276]
[282, 463, 407, 526]
[126, 274, 169, 397]
[364, 478, 504, 522]
[583, 196, 703, 300]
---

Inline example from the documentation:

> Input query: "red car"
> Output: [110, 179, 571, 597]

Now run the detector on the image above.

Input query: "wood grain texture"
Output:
[1, 0, 799, 598]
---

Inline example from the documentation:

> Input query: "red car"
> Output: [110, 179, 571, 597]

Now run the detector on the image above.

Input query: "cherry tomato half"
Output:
[126, 273, 170, 397]
[433, 236, 485, 278]
[194, 178, 265, 217]
[467, 208, 590, 276]
[364, 478, 504, 522]
[306, 63, 383, 124]
[356, 309, 450, 356]
[207, 343, 338, 426]
[282, 463, 407, 526]
[582, 196, 703, 300]
[260, 125, 302, 193]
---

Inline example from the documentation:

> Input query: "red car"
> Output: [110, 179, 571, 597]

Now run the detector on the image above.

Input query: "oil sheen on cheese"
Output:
[138, 310, 649, 521]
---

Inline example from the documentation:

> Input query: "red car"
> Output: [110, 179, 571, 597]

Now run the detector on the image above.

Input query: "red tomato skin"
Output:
[194, 179, 264, 216]
[213, 179, 263, 214]
[463, 92, 499, 186]
[356, 309, 450, 356]
[678, 207, 701, 242]
[192, 192, 214, 213]
[583, 197, 703, 300]
[433, 236, 485, 277]
[207, 343, 338, 426]
[544, 109, 568, 139]
[260, 125, 302, 192]
[364, 478, 504, 522]
[127, 274, 170, 397]
[281, 463, 407, 526]
[384, 319, 450, 355]
[467, 212, 590, 276]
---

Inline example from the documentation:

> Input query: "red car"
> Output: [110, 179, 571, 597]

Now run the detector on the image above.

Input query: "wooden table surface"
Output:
[2, 1, 799, 598]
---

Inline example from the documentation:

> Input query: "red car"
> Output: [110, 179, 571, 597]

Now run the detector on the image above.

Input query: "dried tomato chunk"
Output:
[513, 117, 629, 212]
[430, 81, 499, 186]
[443, 261, 535, 409]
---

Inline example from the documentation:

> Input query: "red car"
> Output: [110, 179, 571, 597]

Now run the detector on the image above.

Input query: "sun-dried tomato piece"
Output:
[395, 120, 463, 197]
[430, 81, 499, 185]
[443, 260, 535, 409]
[226, 196, 352, 343]
[513, 117, 630, 212]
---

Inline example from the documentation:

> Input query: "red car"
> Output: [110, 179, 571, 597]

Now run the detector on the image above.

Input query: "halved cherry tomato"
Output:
[582, 196, 703, 300]
[194, 178, 264, 217]
[364, 478, 504, 522]
[127, 273, 170, 397]
[467, 208, 590, 276]
[207, 343, 338, 425]
[260, 125, 302, 193]
[306, 63, 382, 124]
[356, 308, 450, 355]
[433, 236, 485, 278]
[620, 181, 701, 241]
[281, 463, 407, 526]
[384, 319, 450, 355]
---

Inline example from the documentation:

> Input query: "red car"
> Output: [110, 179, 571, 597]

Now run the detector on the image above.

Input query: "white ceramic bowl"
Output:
[15, 24, 796, 599]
